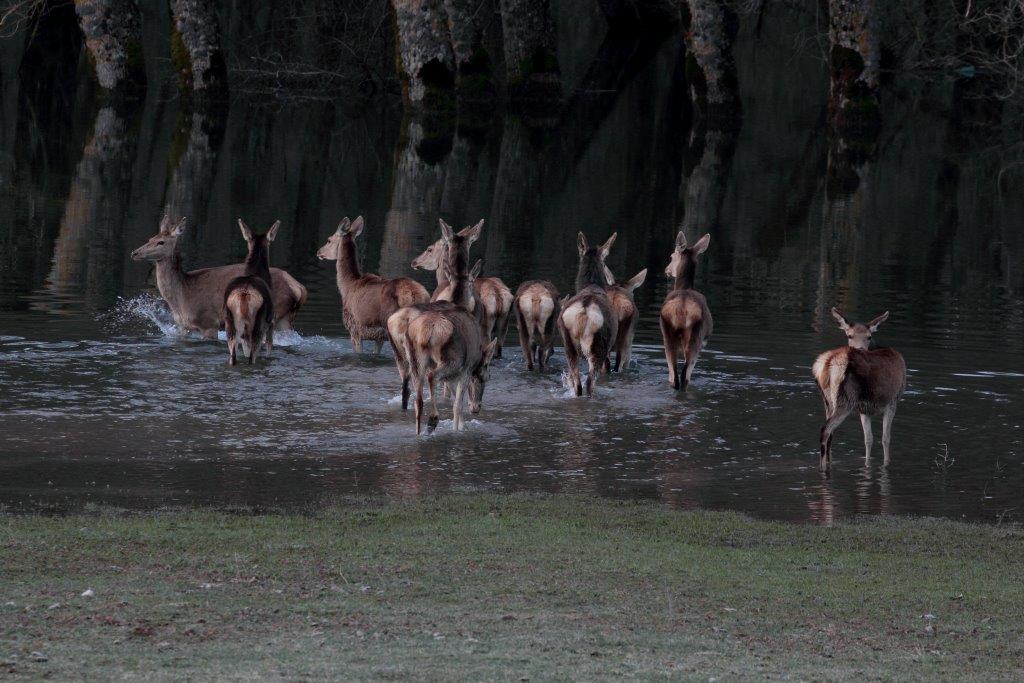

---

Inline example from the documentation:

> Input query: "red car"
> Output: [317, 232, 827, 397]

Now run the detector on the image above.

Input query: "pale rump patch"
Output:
[563, 302, 604, 356]
[812, 348, 848, 416]
[519, 291, 554, 334]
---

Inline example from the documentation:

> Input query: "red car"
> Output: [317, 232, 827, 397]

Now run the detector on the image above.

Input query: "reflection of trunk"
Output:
[597, 0, 680, 28]
[828, 0, 879, 132]
[74, 0, 145, 90]
[677, 126, 738, 238]
[163, 112, 225, 239]
[816, 149, 868, 317]
[499, 0, 560, 99]
[681, 0, 739, 124]
[48, 108, 135, 309]
[169, 0, 226, 92]
[392, 0, 456, 104]
[380, 122, 450, 277]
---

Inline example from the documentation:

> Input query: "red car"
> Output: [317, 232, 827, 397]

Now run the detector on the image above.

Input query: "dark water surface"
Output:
[1, 11, 1023, 523]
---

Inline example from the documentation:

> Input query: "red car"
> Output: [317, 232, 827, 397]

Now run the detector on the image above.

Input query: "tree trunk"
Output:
[499, 0, 560, 99]
[828, 0, 880, 132]
[74, 0, 146, 91]
[392, 0, 456, 105]
[681, 0, 740, 125]
[168, 0, 226, 93]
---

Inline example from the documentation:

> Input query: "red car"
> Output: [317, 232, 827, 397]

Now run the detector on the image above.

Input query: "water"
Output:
[1, 9, 1022, 523]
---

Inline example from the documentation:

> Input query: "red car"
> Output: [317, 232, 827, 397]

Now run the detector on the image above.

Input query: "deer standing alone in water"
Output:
[316, 216, 429, 353]
[513, 280, 560, 372]
[606, 269, 647, 372]
[411, 219, 514, 357]
[130, 213, 306, 338]
[387, 219, 483, 410]
[224, 219, 279, 365]
[813, 308, 906, 469]
[659, 232, 712, 390]
[557, 232, 618, 396]
[408, 259, 497, 434]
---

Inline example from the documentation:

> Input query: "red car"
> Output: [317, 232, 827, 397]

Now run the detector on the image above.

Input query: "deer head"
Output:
[317, 216, 364, 260]
[665, 232, 710, 281]
[831, 308, 889, 351]
[131, 212, 187, 261]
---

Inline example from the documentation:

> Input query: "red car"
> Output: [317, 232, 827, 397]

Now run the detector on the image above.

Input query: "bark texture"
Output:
[169, 0, 225, 91]
[392, 0, 456, 103]
[499, 0, 560, 97]
[74, 0, 145, 90]
[828, 0, 880, 131]
[682, 0, 739, 123]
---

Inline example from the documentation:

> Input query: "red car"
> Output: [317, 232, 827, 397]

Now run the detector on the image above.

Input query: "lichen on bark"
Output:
[392, 0, 457, 104]
[74, 0, 145, 91]
[499, 0, 560, 100]
[681, 0, 740, 126]
[828, 0, 880, 134]
[168, 0, 226, 92]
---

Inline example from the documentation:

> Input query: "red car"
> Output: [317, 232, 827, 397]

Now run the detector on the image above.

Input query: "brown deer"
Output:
[557, 232, 618, 396]
[130, 213, 306, 338]
[316, 216, 429, 353]
[411, 219, 514, 356]
[606, 269, 647, 372]
[513, 280, 560, 372]
[387, 219, 483, 409]
[407, 261, 497, 435]
[659, 232, 712, 390]
[813, 308, 907, 469]
[224, 219, 279, 366]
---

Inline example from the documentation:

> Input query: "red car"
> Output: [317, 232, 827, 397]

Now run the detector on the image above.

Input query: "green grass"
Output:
[2, 495, 1023, 679]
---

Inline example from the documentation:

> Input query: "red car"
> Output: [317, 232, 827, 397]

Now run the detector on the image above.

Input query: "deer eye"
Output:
[156, 240, 165, 245]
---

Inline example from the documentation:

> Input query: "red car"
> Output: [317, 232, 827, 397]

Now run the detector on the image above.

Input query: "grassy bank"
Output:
[2, 496, 1023, 679]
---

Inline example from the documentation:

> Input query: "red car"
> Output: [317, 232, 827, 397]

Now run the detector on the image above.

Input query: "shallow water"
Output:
[2, 9, 1023, 523]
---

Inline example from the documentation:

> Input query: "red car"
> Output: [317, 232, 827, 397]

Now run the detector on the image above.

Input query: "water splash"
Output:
[99, 294, 178, 337]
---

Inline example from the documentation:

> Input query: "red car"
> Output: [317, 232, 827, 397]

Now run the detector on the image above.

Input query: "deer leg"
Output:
[351, 334, 361, 353]
[453, 379, 466, 431]
[494, 308, 511, 359]
[860, 413, 873, 460]
[413, 374, 424, 436]
[881, 404, 897, 467]
[585, 353, 601, 397]
[819, 408, 851, 469]
[683, 338, 703, 388]
[227, 335, 237, 366]
[659, 318, 678, 389]
[265, 326, 274, 356]
[426, 373, 440, 434]
[247, 333, 258, 365]
[515, 305, 533, 371]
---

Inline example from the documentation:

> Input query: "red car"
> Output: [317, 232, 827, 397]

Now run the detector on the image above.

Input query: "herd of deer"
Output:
[131, 213, 907, 468]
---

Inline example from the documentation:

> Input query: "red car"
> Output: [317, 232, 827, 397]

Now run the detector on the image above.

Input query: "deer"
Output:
[407, 259, 497, 435]
[606, 269, 647, 372]
[316, 216, 429, 353]
[388, 219, 484, 410]
[813, 308, 907, 469]
[557, 232, 618, 397]
[223, 219, 279, 366]
[513, 280, 560, 372]
[411, 219, 514, 356]
[130, 212, 307, 339]
[659, 232, 712, 390]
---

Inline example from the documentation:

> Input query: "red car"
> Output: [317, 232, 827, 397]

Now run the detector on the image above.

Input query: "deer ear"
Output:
[600, 232, 617, 258]
[868, 311, 889, 332]
[577, 232, 588, 256]
[482, 338, 498, 366]
[335, 217, 351, 235]
[626, 268, 647, 292]
[469, 259, 483, 279]
[439, 219, 454, 243]
[675, 231, 687, 250]
[266, 220, 281, 242]
[831, 307, 852, 332]
[692, 233, 711, 255]
[237, 219, 254, 243]
[171, 217, 187, 237]
[459, 219, 484, 246]
[159, 210, 172, 234]
[349, 216, 364, 238]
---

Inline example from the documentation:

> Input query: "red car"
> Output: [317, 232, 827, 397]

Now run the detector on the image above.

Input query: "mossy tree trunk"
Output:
[74, 0, 146, 91]
[442, 0, 497, 98]
[499, 0, 560, 100]
[392, 0, 457, 106]
[168, 0, 226, 94]
[828, 0, 880, 133]
[681, 0, 740, 126]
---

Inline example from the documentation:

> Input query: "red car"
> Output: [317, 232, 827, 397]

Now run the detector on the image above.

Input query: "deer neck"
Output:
[154, 251, 189, 311]
[575, 256, 605, 292]
[336, 236, 361, 295]
[244, 242, 271, 284]
[672, 263, 696, 291]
